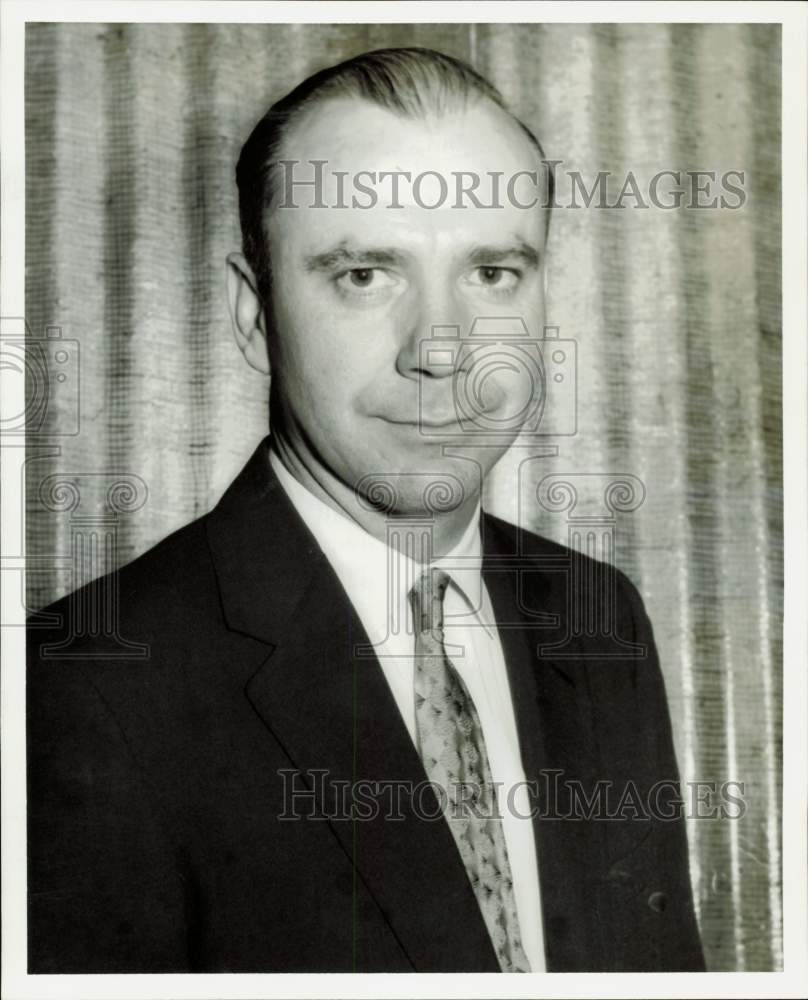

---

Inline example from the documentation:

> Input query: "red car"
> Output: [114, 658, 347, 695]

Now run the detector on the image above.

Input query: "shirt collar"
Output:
[268, 447, 490, 639]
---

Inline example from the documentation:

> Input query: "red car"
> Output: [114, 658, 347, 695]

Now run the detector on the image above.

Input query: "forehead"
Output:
[268, 95, 547, 256]
[284, 94, 539, 176]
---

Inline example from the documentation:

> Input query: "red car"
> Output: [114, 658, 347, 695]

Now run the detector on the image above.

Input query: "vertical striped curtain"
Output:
[24, 21, 782, 971]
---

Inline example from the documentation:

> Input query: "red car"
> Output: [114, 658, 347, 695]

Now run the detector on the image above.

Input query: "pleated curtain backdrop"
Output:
[24, 21, 782, 972]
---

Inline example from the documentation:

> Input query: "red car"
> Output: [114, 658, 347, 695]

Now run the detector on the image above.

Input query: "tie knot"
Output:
[410, 567, 450, 635]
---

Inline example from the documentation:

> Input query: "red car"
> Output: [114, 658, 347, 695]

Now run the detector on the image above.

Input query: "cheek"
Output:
[270, 279, 339, 377]
[270, 282, 386, 414]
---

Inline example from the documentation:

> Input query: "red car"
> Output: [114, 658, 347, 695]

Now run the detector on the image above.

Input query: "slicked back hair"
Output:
[236, 46, 552, 305]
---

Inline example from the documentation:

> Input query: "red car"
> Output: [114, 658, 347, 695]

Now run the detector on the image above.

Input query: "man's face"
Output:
[265, 96, 548, 514]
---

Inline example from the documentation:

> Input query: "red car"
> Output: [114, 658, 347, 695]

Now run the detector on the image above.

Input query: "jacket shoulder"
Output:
[483, 509, 643, 594]
[27, 511, 221, 665]
[482, 508, 654, 676]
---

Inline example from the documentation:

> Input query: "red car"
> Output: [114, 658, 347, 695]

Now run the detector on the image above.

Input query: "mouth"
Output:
[382, 416, 466, 432]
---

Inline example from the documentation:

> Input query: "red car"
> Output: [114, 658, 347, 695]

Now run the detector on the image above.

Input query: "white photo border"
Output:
[2, 3, 805, 999]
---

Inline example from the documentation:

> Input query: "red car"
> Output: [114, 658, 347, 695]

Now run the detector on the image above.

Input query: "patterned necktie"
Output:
[410, 566, 531, 973]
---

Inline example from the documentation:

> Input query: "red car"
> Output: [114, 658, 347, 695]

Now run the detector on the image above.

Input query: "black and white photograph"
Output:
[2, 2, 806, 998]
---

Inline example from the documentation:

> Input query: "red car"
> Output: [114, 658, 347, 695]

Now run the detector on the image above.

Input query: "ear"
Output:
[226, 251, 271, 375]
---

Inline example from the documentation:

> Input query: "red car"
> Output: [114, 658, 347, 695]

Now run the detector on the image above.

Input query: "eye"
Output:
[348, 268, 374, 287]
[335, 267, 398, 296]
[469, 266, 520, 289]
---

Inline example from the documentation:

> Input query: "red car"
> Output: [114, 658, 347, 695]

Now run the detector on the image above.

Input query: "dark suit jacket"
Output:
[27, 437, 705, 973]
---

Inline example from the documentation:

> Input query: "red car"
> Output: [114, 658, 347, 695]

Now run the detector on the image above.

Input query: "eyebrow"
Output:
[303, 243, 409, 272]
[466, 239, 541, 270]
[302, 237, 542, 273]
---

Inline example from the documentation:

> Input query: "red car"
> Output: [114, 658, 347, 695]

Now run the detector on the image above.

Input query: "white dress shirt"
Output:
[269, 448, 546, 971]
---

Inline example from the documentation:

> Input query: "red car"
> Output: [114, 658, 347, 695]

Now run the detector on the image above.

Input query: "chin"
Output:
[351, 454, 484, 519]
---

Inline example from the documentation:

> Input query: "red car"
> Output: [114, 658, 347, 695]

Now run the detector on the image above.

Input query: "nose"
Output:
[394, 276, 468, 380]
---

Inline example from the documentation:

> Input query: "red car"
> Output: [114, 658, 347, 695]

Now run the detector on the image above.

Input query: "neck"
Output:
[270, 428, 481, 560]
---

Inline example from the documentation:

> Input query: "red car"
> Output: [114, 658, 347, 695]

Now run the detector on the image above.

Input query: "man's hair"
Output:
[236, 46, 552, 305]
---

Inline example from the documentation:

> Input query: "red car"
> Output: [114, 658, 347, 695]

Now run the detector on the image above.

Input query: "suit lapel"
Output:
[206, 439, 499, 972]
[482, 515, 608, 971]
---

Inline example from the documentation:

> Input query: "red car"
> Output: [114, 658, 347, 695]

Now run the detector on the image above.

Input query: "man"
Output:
[27, 47, 705, 973]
